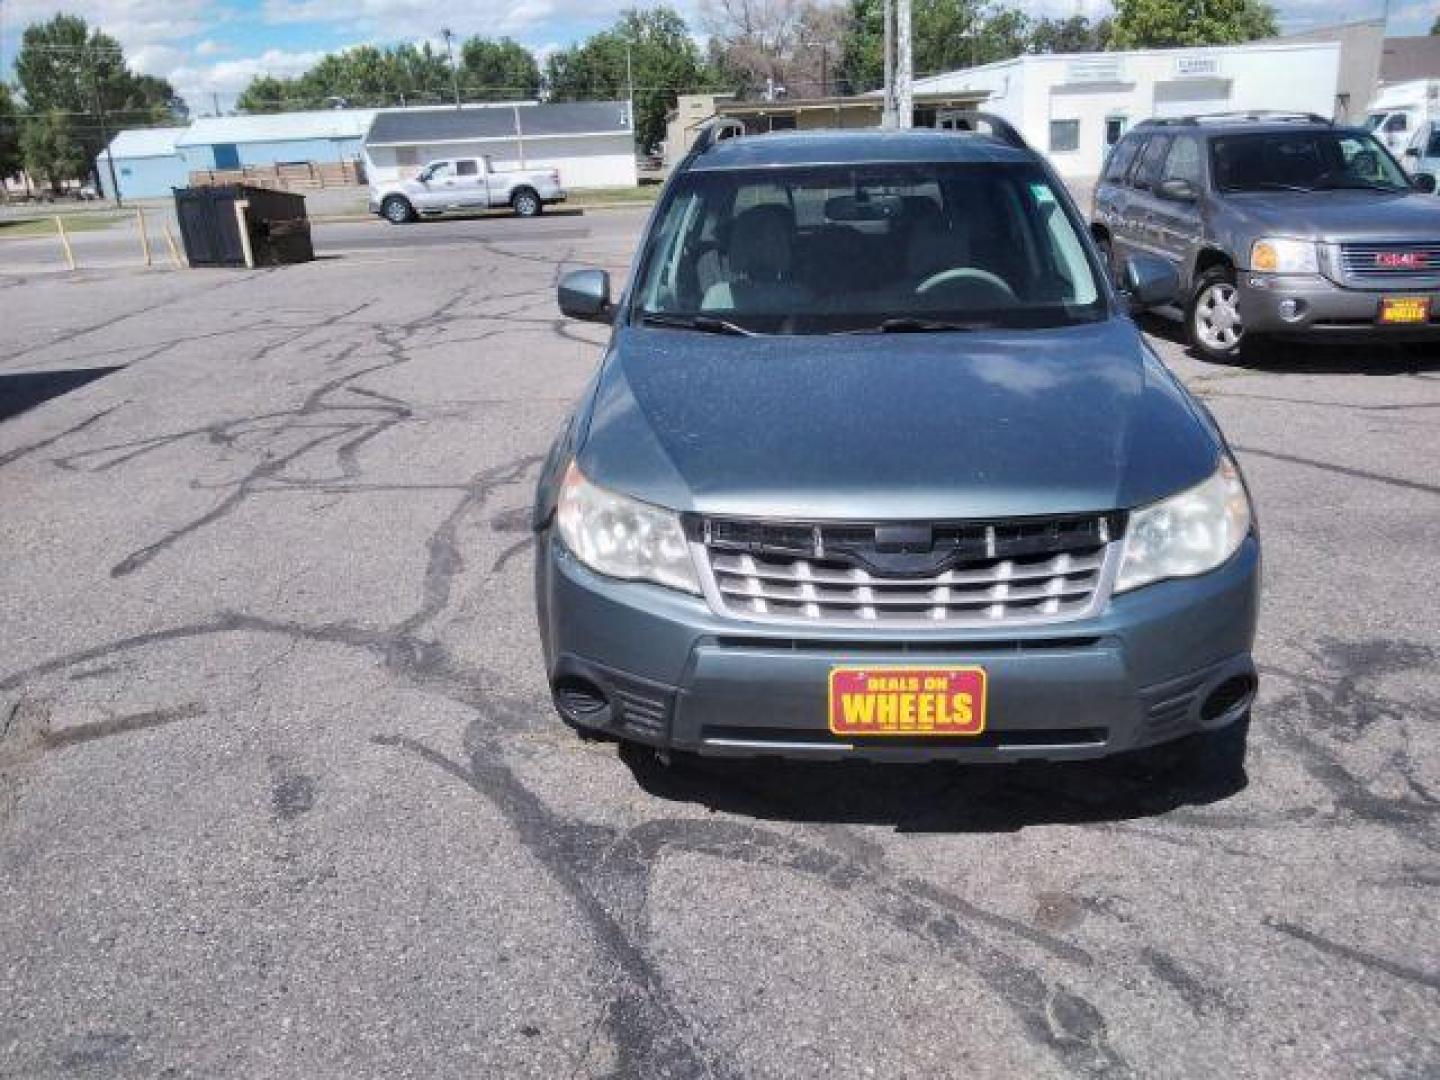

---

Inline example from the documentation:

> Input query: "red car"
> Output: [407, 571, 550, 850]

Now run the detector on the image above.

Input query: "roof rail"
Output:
[958, 111, 1029, 150]
[690, 117, 746, 156]
[1139, 110, 1333, 128]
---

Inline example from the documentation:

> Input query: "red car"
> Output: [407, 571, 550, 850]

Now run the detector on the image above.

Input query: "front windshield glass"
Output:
[631, 162, 1105, 335]
[1210, 131, 1410, 193]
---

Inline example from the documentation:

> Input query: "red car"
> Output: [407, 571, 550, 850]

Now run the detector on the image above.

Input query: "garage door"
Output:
[1153, 78, 1233, 119]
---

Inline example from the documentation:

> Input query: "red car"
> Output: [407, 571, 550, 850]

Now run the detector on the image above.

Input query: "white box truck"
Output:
[1366, 79, 1440, 158]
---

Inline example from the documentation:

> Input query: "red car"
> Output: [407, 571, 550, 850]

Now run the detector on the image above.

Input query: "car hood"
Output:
[1224, 190, 1440, 241]
[575, 320, 1220, 520]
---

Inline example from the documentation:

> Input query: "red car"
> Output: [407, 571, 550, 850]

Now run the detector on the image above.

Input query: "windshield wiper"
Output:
[638, 312, 757, 336]
[846, 317, 999, 334]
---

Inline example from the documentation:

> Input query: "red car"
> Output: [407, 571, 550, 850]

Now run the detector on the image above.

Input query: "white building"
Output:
[913, 40, 1343, 179]
[363, 101, 637, 189]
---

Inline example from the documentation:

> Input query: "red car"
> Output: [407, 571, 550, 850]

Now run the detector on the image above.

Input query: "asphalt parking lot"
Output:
[1, 209, 1437, 1079]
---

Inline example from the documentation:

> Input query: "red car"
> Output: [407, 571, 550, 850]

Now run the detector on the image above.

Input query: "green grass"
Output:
[0, 213, 123, 238]
[565, 185, 662, 207]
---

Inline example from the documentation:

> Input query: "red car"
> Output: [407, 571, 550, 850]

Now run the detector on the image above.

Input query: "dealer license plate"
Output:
[1378, 297, 1430, 325]
[829, 666, 987, 737]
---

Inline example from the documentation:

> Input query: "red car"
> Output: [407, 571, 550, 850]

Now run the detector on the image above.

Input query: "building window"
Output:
[396, 147, 420, 165]
[1104, 116, 1127, 148]
[1049, 120, 1080, 153]
[121, 167, 133, 177]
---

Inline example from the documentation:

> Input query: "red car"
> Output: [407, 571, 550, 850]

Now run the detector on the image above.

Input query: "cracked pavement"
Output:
[1, 210, 1437, 1078]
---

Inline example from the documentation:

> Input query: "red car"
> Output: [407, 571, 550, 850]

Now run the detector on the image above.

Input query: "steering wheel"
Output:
[916, 267, 1017, 300]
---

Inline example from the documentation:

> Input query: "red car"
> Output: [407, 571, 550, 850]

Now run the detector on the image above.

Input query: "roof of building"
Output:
[103, 126, 188, 159]
[175, 109, 377, 147]
[1379, 36, 1440, 84]
[366, 101, 631, 145]
[688, 129, 1031, 172]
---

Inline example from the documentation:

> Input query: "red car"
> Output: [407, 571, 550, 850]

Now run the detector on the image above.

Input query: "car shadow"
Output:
[1139, 315, 1440, 374]
[618, 721, 1249, 832]
[0, 367, 123, 423]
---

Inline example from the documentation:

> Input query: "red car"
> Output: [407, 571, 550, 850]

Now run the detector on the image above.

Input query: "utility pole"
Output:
[882, 0, 896, 127]
[88, 54, 122, 208]
[625, 44, 635, 125]
[211, 92, 221, 117]
[441, 28, 461, 108]
[896, 0, 913, 128]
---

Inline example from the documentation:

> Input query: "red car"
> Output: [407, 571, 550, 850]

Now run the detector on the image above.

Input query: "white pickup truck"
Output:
[369, 155, 566, 223]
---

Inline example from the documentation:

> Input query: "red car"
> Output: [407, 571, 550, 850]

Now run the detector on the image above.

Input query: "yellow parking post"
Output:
[162, 222, 184, 268]
[136, 208, 152, 266]
[54, 215, 76, 271]
[232, 199, 254, 269]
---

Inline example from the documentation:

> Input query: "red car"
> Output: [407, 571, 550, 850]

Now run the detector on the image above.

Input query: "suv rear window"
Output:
[633, 161, 1105, 335]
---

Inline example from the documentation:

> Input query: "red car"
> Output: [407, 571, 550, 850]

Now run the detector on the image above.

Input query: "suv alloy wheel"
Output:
[1187, 266, 1250, 362]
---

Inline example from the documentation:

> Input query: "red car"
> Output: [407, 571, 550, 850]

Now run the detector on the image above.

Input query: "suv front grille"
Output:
[694, 515, 1119, 627]
[1336, 241, 1440, 285]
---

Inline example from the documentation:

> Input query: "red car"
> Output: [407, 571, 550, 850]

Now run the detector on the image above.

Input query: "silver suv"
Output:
[1092, 113, 1440, 361]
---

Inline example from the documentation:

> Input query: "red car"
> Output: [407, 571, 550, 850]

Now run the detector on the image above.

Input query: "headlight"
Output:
[1115, 455, 1252, 593]
[556, 461, 699, 594]
[1250, 238, 1318, 274]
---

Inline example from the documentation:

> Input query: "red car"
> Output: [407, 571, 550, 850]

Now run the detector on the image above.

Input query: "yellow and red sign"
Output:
[1378, 296, 1430, 325]
[828, 666, 987, 737]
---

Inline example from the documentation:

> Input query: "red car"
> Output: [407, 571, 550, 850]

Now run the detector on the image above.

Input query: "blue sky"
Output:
[1, 0, 1433, 113]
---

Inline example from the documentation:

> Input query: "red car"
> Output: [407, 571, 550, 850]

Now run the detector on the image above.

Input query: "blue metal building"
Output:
[174, 110, 376, 172]
[95, 127, 191, 199]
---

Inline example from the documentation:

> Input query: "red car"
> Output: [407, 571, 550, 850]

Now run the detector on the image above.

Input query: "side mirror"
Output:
[1122, 253, 1179, 311]
[1414, 173, 1437, 194]
[558, 268, 612, 322]
[1156, 177, 1197, 202]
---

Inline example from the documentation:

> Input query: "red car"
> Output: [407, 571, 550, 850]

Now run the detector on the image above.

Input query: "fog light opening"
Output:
[1201, 675, 1257, 724]
[1277, 298, 1306, 323]
[554, 676, 611, 726]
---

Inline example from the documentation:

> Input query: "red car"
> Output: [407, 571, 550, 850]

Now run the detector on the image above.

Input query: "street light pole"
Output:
[441, 28, 461, 108]
[89, 56, 122, 207]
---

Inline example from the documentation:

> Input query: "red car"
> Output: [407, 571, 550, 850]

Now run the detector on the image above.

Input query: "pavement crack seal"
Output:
[372, 732, 736, 1080]
[375, 724, 1132, 1080]
[1263, 917, 1440, 993]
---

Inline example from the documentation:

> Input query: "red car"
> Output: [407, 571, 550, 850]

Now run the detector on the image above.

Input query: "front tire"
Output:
[1187, 266, 1253, 363]
[381, 196, 415, 225]
[512, 189, 542, 218]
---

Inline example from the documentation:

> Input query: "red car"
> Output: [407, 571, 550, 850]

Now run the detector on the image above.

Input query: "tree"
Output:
[1028, 15, 1112, 54]
[840, 0, 1032, 91]
[235, 75, 289, 114]
[546, 8, 710, 152]
[21, 109, 88, 191]
[1431, 14, 1439, 33]
[460, 37, 541, 99]
[234, 42, 463, 111]
[0, 84, 21, 183]
[14, 14, 185, 182]
[1109, 0, 1277, 49]
[702, 0, 846, 98]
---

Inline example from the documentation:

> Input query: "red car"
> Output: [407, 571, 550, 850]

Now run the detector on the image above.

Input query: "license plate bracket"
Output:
[829, 666, 987, 737]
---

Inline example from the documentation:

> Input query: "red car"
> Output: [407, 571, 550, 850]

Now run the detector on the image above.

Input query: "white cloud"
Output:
[194, 38, 230, 56]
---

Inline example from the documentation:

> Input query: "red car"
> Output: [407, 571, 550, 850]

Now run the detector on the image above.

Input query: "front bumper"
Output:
[535, 532, 1261, 762]
[1238, 273, 1440, 339]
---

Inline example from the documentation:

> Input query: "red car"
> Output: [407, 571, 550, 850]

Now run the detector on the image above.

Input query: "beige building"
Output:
[665, 90, 988, 169]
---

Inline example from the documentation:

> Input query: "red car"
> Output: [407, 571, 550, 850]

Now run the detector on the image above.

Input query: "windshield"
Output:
[1210, 131, 1410, 193]
[631, 162, 1106, 335]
